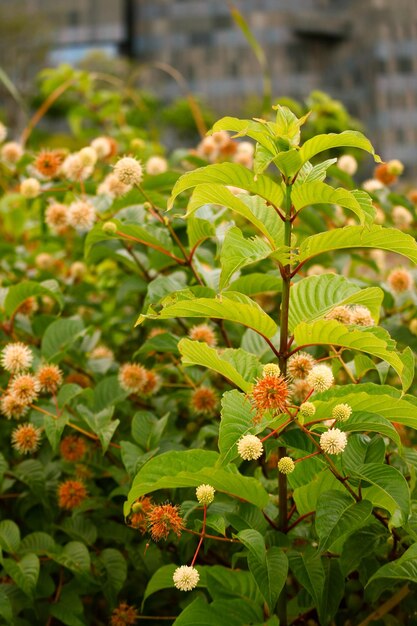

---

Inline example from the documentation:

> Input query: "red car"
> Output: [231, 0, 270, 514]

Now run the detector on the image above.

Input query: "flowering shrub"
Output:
[0, 85, 417, 626]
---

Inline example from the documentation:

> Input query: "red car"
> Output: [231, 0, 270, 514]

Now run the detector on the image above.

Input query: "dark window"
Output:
[397, 56, 413, 73]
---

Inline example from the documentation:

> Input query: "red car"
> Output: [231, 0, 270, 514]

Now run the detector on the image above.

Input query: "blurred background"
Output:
[1, 0, 417, 174]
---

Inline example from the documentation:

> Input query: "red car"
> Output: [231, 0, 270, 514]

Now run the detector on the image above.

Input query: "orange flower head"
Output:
[147, 503, 184, 541]
[10, 374, 40, 405]
[374, 163, 397, 186]
[118, 363, 147, 393]
[17, 297, 38, 316]
[57, 479, 88, 510]
[11, 423, 42, 454]
[252, 375, 289, 414]
[287, 352, 316, 380]
[140, 370, 161, 397]
[129, 497, 153, 533]
[110, 602, 138, 626]
[60, 435, 87, 462]
[408, 189, 417, 205]
[387, 268, 413, 294]
[190, 387, 218, 415]
[34, 150, 63, 178]
[0, 394, 29, 420]
[65, 373, 91, 388]
[37, 364, 63, 394]
[188, 324, 217, 347]
[325, 306, 352, 325]
[147, 327, 166, 339]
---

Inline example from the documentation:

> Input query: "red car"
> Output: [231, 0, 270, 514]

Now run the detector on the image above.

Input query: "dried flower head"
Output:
[67, 200, 96, 232]
[337, 154, 358, 176]
[262, 363, 281, 377]
[190, 387, 218, 415]
[299, 401, 316, 417]
[392, 205, 413, 229]
[11, 423, 42, 454]
[332, 403, 352, 422]
[10, 374, 40, 404]
[45, 202, 68, 234]
[287, 352, 315, 380]
[320, 428, 347, 455]
[69, 261, 86, 280]
[37, 364, 63, 394]
[188, 324, 217, 347]
[350, 305, 374, 327]
[59, 435, 87, 462]
[114, 157, 143, 185]
[146, 156, 168, 175]
[34, 150, 63, 178]
[147, 503, 184, 541]
[196, 484, 215, 505]
[118, 363, 147, 393]
[1, 141, 23, 163]
[0, 394, 29, 420]
[1, 343, 33, 373]
[387, 268, 413, 294]
[252, 375, 289, 414]
[173, 565, 200, 592]
[306, 364, 334, 393]
[130, 497, 153, 533]
[140, 370, 161, 397]
[278, 456, 295, 474]
[325, 306, 352, 325]
[237, 434, 263, 461]
[290, 379, 312, 403]
[57, 479, 88, 510]
[20, 178, 41, 199]
[110, 602, 138, 626]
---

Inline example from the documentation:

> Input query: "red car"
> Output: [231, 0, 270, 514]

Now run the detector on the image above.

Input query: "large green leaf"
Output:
[187, 216, 215, 250]
[366, 543, 417, 598]
[173, 596, 262, 626]
[339, 412, 401, 448]
[0, 520, 20, 554]
[4, 280, 63, 317]
[299, 130, 380, 166]
[219, 227, 274, 290]
[137, 292, 278, 338]
[3, 553, 40, 597]
[288, 274, 383, 331]
[315, 492, 372, 553]
[227, 273, 282, 296]
[77, 405, 119, 453]
[210, 117, 278, 153]
[298, 225, 417, 265]
[293, 470, 345, 516]
[292, 181, 374, 224]
[124, 449, 269, 515]
[293, 319, 409, 389]
[41, 317, 85, 361]
[238, 529, 288, 612]
[169, 163, 285, 211]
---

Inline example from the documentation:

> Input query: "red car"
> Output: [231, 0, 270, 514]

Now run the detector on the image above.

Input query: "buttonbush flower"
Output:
[1, 343, 33, 373]
[188, 323, 217, 346]
[332, 403, 352, 422]
[287, 352, 315, 380]
[37, 364, 63, 394]
[262, 363, 280, 377]
[350, 306, 374, 327]
[147, 503, 184, 541]
[10, 374, 40, 404]
[57, 479, 88, 509]
[190, 387, 218, 415]
[320, 428, 348, 455]
[252, 375, 289, 413]
[11, 423, 42, 454]
[237, 434, 263, 461]
[387, 268, 413, 294]
[114, 156, 143, 185]
[306, 364, 334, 393]
[278, 456, 295, 474]
[196, 484, 215, 505]
[173, 565, 200, 591]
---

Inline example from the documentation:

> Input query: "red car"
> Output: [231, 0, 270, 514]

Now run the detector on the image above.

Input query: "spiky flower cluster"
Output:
[11, 423, 42, 454]
[326, 305, 374, 327]
[173, 565, 200, 592]
[299, 401, 316, 418]
[332, 403, 352, 422]
[188, 324, 217, 347]
[237, 434, 263, 461]
[196, 484, 215, 505]
[278, 456, 295, 474]
[114, 157, 143, 185]
[320, 428, 348, 455]
[20, 178, 41, 199]
[147, 503, 184, 541]
[59, 436, 87, 462]
[67, 200, 96, 232]
[110, 602, 138, 626]
[387, 268, 413, 294]
[262, 363, 281, 377]
[287, 352, 315, 380]
[1, 343, 33, 373]
[252, 374, 289, 414]
[57, 479, 88, 509]
[37, 364, 63, 394]
[306, 364, 334, 393]
[190, 387, 218, 415]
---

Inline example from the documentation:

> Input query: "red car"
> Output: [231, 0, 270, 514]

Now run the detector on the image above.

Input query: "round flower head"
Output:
[1, 343, 33, 373]
[237, 434, 263, 461]
[140, 370, 161, 397]
[173, 565, 200, 592]
[118, 363, 147, 393]
[188, 324, 217, 347]
[287, 352, 315, 380]
[11, 423, 42, 454]
[409, 319, 417, 336]
[90, 345, 114, 360]
[146, 156, 168, 175]
[196, 484, 215, 505]
[278, 456, 295, 474]
[387, 159, 404, 176]
[45, 202, 68, 234]
[252, 375, 289, 414]
[78, 146, 97, 167]
[363, 178, 384, 193]
[147, 503, 184, 541]
[290, 379, 312, 403]
[1, 141, 23, 163]
[130, 496, 153, 533]
[0, 394, 29, 420]
[337, 154, 358, 176]
[325, 306, 352, 325]
[332, 403, 352, 422]
[114, 156, 143, 186]
[57, 479, 88, 510]
[320, 428, 347, 455]
[20, 178, 41, 199]
[35, 253, 55, 271]
[37, 364, 63, 394]
[69, 261, 86, 280]
[10, 374, 40, 405]
[387, 268, 413, 294]
[59, 435, 87, 462]
[306, 364, 334, 393]
[350, 305, 374, 327]
[374, 163, 397, 185]
[299, 401, 316, 418]
[110, 602, 138, 626]
[0, 122, 7, 143]
[61, 153, 93, 181]
[34, 150, 63, 178]
[190, 387, 218, 415]
[392, 205, 413, 229]
[91, 136, 113, 159]
[67, 200, 95, 232]
[262, 363, 281, 377]
[103, 221, 117, 234]
[98, 173, 132, 197]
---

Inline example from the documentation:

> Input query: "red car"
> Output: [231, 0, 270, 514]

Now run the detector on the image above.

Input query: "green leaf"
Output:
[3, 553, 39, 597]
[43, 412, 69, 452]
[41, 317, 85, 360]
[227, 273, 282, 296]
[0, 587, 12, 623]
[93, 376, 128, 412]
[4, 280, 63, 317]
[18, 532, 56, 555]
[77, 405, 119, 453]
[124, 449, 269, 516]
[209, 117, 277, 152]
[0, 521, 20, 554]
[98, 548, 127, 603]
[292, 181, 374, 224]
[342, 434, 386, 473]
[298, 225, 417, 265]
[366, 543, 417, 598]
[131, 410, 169, 451]
[187, 216, 215, 250]
[352, 463, 410, 526]
[218, 390, 257, 465]
[339, 412, 401, 448]
[173, 596, 262, 626]
[289, 550, 324, 610]
[219, 227, 273, 290]
[299, 130, 380, 166]
[293, 470, 345, 516]
[293, 319, 409, 390]
[296, 158, 337, 184]
[53, 541, 91, 574]
[288, 274, 383, 331]
[315, 492, 372, 553]
[237, 529, 288, 611]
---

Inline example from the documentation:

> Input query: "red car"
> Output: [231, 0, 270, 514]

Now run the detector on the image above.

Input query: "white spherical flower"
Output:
[392, 205, 413, 229]
[114, 157, 143, 185]
[237, 434, 263, 461]
[337, 154, 358, 176]
[306, 364, 334, 393]
[1, 343, 33, 373]
[1, 141, 23, 164]
[67, 200, 95, 232]
[278, 456, 295, 474]
[146, 156, 168, 175]
[61, 153, 93, 181]
[173, 565, 200, 591]
[363, 178, 384, 193]
[320, 428, 348, 455]
[262, 363, 281, 377]
[98, 173, 131, 198]
[0, 122, 7, 143]
[350, 305, 374, 327]
[78, 146, 97, 167]
[196, 484, 215, 505]
[332, 403, 352, 422]
[20, 178, 41, 199]
[237, 141, 255, 157]
[299, 401, 316, 418]
[91, 137, 112, 159]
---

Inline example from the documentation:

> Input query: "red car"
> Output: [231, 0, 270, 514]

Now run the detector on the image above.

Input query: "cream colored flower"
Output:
[1, 343, 33, 373]
[320, 428, 347, 455]
[278, 456, 295, 474]
[306, 364, 334, 393]
[332, 403, 352, 422]
[173, 565, 200, 591]
[20, 178, 41, 199]
[237, 434, 263, 461]
[114, 157, 143, 185]
[196, 484, 215, 505]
